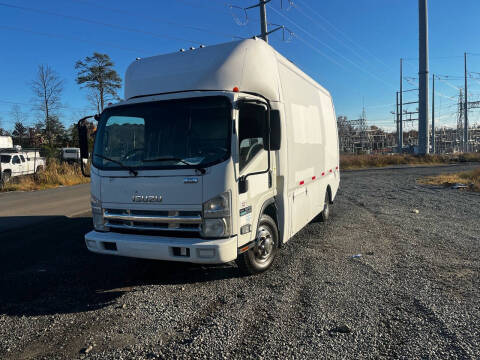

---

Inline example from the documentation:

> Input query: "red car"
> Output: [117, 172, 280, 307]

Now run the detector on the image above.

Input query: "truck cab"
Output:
[80, 39, 339, 274]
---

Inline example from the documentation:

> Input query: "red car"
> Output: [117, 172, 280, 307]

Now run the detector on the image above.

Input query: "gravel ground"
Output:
[1, 164, 479, 359]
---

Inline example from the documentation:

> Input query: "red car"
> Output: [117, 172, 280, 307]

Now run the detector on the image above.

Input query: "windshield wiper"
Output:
[93, 154, 138, 176]
[143, 157, 206, 174]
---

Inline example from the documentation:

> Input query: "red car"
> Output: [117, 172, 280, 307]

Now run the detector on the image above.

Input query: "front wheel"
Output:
[319, 191, 330, 222]
[236, 214, 279, 275]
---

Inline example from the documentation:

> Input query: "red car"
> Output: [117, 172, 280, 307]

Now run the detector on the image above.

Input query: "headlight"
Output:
[91, 195, 108, 232]
[202, 218, 228, 238]
[201, 191, 231, 238]
[203, 191, 231, 218]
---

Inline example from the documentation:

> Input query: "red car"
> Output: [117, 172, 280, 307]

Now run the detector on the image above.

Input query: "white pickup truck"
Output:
[0, 149, 46, 183]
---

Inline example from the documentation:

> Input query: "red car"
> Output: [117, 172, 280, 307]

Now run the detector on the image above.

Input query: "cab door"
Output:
[11, 155, 22, 176]
[236, 101, 275, 247]
[19, 155, 28, 174]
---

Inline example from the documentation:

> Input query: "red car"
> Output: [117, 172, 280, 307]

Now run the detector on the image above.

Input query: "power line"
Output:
[0, 99, 92, 112]
[0, 25, 149, 53]
[293, 0, 392, 71]
[267, 5, 395, 89]
[291, 2, 394, 75]
[0, 2, 202, 45]
[70, 0, 240, 40]
[293, 34, 348, 71]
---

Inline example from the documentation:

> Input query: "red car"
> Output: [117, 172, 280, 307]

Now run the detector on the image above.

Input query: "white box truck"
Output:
[61, 147, 81, 163]
[0, 136, 13, 149]
[78, 39, 339, 274]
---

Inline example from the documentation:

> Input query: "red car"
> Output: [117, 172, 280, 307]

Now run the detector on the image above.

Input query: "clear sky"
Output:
[1, 0, 480, 132]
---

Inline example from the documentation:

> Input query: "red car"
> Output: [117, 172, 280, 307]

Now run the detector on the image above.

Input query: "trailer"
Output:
[78, 38, 339, 274]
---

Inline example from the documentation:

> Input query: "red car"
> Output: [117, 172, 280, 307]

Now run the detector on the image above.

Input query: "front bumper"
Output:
[84, 230, 238, 264]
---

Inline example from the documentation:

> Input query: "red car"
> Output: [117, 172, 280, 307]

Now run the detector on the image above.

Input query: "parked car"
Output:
[0, 149, 46, 183]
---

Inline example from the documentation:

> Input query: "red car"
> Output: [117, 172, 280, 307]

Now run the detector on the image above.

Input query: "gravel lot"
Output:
[1, 164, 479, 359]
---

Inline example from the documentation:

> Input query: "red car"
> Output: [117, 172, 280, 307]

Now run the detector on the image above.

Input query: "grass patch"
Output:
[340, 153, 480, 170]
[419, 167, 480, 192]
[1, 159, 90, 192]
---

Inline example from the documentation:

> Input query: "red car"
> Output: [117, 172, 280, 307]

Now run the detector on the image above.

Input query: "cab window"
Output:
[238, 103, 267, 171]
[12, 155, 21, 165]
[20, 155, 26, 162]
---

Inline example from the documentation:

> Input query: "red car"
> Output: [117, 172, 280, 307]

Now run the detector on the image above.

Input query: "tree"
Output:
[13, 122, 27, 140]
[0, 116, 5, 136]
[10, 105, 28, 145]
[10, 104, 28, 125]
[75, 53, 122, 113]
[45, 115, 67, 145]
[31, 64, 64, 145]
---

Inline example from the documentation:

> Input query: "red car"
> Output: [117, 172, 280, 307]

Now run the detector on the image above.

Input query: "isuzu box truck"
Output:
[78, 38, 339, 274]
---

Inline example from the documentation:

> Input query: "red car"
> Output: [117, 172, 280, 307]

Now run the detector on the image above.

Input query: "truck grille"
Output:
[104, 209, 202, 234]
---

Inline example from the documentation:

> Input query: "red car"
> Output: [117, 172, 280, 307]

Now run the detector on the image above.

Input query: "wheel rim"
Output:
[253, 225, 274, 263]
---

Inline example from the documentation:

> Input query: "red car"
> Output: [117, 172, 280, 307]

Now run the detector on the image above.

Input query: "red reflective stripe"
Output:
[336, 166, 339, 170]
[299, 180, 305, 185]
[322, 172, 325, 176]
[312, 176, 316, 180]
[329, 169, 333, 173]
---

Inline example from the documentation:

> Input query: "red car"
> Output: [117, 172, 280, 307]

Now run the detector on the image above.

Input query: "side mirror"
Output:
[78, 120, 89, 159]
[77, 115, 96, 178]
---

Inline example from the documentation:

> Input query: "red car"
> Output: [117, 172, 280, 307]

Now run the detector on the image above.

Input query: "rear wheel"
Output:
[236, 214, 278, 275]
[319, 191, 330, 222]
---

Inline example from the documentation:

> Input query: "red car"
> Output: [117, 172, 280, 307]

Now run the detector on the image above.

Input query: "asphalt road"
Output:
[0, 164, 479, 359]
[0, 184, 90, 232]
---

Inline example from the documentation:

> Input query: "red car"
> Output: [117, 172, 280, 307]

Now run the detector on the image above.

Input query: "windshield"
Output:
[1, 155, 11, 163]
[93, 96, 231, 171]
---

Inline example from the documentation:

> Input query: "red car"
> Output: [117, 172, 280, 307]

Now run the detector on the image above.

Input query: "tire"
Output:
[1, 171, 11, 184]
[236, 214, 279, 275]
[319, 191, 330, 222]
[36, 166, 44, 173]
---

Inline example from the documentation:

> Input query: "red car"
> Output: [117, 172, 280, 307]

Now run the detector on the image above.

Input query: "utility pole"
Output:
[431, 74, 435, 153]
[464, 52, 468, 152]
[398, 58, 403, 153]
[418, 0, 429, 154]
[396, 91, 399, 148]
[260, 0, 268, 42]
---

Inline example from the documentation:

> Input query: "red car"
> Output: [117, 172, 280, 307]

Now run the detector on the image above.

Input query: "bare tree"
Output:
[87, 88, 102, 114]
[31, 64, 64, 146]
[0, 116, 6, 136]
[10, 104, 28, 125]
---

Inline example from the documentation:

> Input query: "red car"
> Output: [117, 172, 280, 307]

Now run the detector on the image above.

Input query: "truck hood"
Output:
[100, 175, 202, 206]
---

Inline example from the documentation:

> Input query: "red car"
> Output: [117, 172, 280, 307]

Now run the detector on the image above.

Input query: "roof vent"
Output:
[190, 46, 196, 50]
[199, 44, 206, 48]
[135, 57, 141, 61]
[179, 48, 185, 52]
